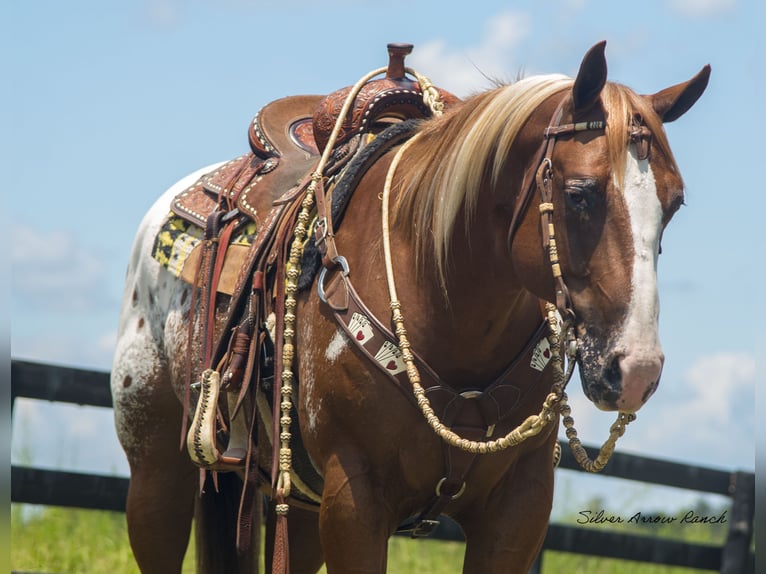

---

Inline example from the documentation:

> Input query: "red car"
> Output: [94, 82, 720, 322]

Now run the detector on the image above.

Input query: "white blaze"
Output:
[618, 147, 663, 356]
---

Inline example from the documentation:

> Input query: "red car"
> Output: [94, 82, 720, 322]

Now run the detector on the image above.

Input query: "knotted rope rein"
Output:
[380, 104, 635, 471]
[277, 66, 446, 506]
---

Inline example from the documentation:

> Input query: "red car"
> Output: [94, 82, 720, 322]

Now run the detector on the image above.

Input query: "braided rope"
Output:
[405, 67, 445, 116]
[545, 303, 635, 472]
[560, 394, 635, 472]
[277, 66, 447, 499]
[381, 140, 564, 455]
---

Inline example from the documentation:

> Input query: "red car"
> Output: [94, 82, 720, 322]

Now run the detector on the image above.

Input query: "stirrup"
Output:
[187, 369, 221, 466]
[220, 391, 249, 466]
[187, 369, 248, 469]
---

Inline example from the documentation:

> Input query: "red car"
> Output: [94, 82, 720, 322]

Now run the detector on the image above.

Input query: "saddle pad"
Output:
[152, 214, 258, 295]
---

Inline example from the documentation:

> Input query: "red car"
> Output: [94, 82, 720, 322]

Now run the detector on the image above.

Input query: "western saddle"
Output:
[171, 44, 458, 482]
[169, 43, 458, 554]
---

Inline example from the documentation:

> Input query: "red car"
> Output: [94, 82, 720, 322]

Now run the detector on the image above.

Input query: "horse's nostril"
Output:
[604, 355, 622, 387]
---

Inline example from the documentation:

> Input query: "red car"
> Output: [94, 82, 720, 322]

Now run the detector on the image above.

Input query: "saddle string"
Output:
[380, 99, 635, 470]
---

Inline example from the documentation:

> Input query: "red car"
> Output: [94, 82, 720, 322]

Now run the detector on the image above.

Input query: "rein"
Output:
[380, 92, 636, 471]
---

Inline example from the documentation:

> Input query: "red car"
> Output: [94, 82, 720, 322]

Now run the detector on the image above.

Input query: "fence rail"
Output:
[11, 359, 755, 573]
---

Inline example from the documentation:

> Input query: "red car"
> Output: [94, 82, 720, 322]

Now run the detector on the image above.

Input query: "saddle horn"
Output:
[311, 43, 458, 153]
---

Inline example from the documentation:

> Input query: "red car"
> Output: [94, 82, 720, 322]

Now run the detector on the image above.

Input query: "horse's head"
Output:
[393, 42, 708, 412]
[510, 42, 710, 413]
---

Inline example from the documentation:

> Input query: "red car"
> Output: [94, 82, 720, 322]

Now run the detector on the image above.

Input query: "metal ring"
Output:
[435, 477, 466, 500]
[317, 256, 350, 303]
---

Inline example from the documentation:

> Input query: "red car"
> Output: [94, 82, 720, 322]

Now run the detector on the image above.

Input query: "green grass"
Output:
[12, 502, 732, 573]
[11, 506, 464, 573]
[11, 506, 463, 573]
[12, 505, 153, 573]
[541, 554, 715, 574]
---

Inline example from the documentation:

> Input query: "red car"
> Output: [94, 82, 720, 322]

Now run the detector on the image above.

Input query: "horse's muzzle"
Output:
[583, 349, 664, 413]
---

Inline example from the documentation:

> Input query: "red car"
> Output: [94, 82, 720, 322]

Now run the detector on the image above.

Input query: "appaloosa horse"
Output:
[111, 42, 709, 573]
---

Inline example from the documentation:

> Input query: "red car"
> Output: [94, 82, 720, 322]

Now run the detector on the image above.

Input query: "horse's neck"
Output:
[374, 143, 542, 388]
[404, 245, 543, 386]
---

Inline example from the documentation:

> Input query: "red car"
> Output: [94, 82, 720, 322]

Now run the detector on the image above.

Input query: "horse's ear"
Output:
[573, 41, 608, 112]
[646, 65, 711, 123]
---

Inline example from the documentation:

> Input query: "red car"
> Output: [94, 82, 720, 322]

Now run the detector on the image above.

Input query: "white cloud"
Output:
[145, 0, 181, 28]
[11, 224, 109, 312]
[669, 0, 736, 18]
[409, 9, 532, 96]
[639, 351, 755, 467]
[68, 407, 102, 438]
[681, 351, 754, 424]
[482, 10, 531, 51]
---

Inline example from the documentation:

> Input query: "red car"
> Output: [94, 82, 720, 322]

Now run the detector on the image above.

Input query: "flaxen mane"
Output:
[393, 75, 680, 283]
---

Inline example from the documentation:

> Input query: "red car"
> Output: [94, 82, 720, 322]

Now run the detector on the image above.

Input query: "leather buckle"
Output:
[314, 216, 328, 245]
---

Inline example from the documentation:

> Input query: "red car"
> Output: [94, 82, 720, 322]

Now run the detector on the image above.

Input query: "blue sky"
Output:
[6, 0, 761, 516]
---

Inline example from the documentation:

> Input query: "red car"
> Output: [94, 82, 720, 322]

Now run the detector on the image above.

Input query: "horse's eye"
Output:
[564, 178, 599, 213]
[565, 185, 590, 211]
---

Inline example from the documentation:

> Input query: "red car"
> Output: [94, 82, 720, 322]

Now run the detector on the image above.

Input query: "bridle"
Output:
[508, 95, 606, 326]
[381, 90, 648, 470]
[524, 98, 654, 323]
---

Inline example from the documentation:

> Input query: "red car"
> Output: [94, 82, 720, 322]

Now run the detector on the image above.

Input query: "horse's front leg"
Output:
[318, 450, 396, 574]
[458, 436, 557, 574]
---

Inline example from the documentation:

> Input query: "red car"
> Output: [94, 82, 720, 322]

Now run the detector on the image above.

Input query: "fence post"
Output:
[720, 471, 755, 574]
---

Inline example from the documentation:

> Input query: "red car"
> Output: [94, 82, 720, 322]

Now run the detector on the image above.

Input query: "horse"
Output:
[111, 41, 709, 573]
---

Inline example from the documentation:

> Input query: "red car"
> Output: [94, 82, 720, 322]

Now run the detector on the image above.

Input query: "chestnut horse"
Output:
[111, 42, 709, 573]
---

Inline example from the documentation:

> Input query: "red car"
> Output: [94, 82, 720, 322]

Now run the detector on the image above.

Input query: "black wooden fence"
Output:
[11, 359, 756, 573]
